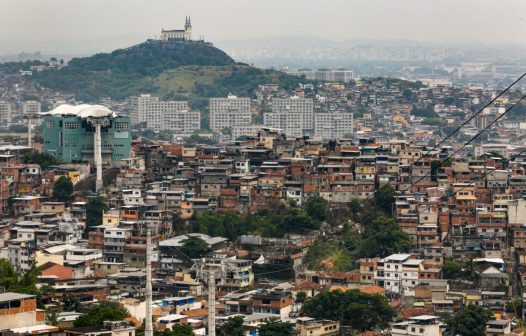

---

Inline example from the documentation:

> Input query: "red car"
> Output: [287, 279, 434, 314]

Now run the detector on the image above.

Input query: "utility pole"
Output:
[145, 230, 153, 336]
[208, 270, 216, 336]
[27, 116, 32, 148]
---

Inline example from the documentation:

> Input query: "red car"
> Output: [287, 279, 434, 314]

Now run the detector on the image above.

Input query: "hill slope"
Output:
[31, 40, 302, 103]
[33, 40, 235, 101]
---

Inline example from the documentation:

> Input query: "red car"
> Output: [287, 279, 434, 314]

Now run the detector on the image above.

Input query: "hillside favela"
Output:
[1, 1, 526, 336]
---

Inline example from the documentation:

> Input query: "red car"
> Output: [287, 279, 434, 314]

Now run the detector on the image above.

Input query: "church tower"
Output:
[184, 16, 192, 40]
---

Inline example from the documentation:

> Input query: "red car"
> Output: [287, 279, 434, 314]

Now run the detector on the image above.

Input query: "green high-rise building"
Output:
[42, 105, 131, 164]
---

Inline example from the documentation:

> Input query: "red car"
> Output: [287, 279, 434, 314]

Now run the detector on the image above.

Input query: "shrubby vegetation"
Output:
[86, 196, 109, 230]
[74, 301, 130, 327]
[33, 42, 235, 101]
[23, 151, 57, 169]
[258, 320, 295, 336]
[53, 176, 73, 202]
[411, 104, 438, 118]
[301, 289, 394, 331]
[31, 42, 303, 103]
[445, 304, 492, 336]
[216, 316, 244, 336]
[175, 196, 328, 239]
[0, 60, 46, 73]
[0, 259, 53, 308]
[179, 236, 209, 259]
[304, 187, 411, 271]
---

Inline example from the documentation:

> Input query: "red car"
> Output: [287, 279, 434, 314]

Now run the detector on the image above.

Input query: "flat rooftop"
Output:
[0, 292, 35, 302]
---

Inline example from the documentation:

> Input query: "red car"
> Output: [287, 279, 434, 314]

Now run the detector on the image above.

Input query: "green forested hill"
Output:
[30, 40, 302, 103]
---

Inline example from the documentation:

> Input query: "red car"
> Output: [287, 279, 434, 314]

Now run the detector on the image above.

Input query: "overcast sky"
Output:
[2, 0, 526, 54]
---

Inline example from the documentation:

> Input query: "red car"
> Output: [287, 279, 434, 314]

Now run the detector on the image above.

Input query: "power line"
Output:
[365, 73, 526, 200]
[411, 147, 526, 218]
[253, 228, 389, 277]
[398, 94, 526, 196]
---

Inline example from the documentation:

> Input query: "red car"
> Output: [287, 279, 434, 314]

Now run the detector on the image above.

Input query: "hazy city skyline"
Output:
[2, 0, 526, 54]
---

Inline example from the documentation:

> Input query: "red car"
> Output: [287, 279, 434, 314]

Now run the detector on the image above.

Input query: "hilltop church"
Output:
[160, 16, 192, 41]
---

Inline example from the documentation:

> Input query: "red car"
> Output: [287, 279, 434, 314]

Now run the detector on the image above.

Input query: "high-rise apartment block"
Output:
[209, 95, 251, 132]
[132, 94, 199, 135]
[22, 101, 41, 115]
[263, 97, 314, 137]
[286, 69, 354, 83]
[163, 109, 201, 135]
[232, 125, 264, 140]
[0, 101, 12, 126]
[314, 112, 353, 139]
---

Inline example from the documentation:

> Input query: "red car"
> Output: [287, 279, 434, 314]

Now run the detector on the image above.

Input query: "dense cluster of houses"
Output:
[2, 120, 526, 335]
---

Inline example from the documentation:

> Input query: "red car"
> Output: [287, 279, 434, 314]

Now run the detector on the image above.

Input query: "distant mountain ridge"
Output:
[30, 39, 301, 104]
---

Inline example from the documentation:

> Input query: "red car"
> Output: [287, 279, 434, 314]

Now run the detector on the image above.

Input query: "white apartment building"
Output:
[391, 316, 442, 336]
[287, 69, 354, 83]
[314, 112, 353, 139]
[0, 101, 12, 126]
[264, 97, 314, 137]
[132, 94, 199, 134]
[401, 259, 424, 296]
[264, 112, 304, 138]
[232, 124, 264, 140]
[22, 101, 41, 115]
[163, 109, 200, 135]
[209, 95, 251, 132]
[376, 253, 423, 296]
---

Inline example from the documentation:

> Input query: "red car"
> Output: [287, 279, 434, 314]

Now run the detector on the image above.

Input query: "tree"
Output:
[62, 293, 81, 311]
[506, 296, 523, 315]
[305, 196, 328, 222]
[411, 104, 438, 118]
[172, 213, 187, 235]
[53, 176, 73, 202]
[180, 236, 209, 259]
[258, 319, 295, 336]
[85, 196, 109, 230]
[46, 310, 60, 326]
[156, 325, 194, 336]
[358, 216, 411, 258]
[402, 89, 413, 101]
[295, 291, 307, 303]
[446, 304, 492, 336]
[74, 301, 130, 327]
[0, 259, 39, 294]
[302, 289, 394, 331]
[441, 259, 462, 279]
[374, 185, 395, 215]
[8, 124, 28, 133]
[23, 151, 57, 169]
[0, 260, 53, 308]
[216, 316, 244, 336]
[281, 207, 319, 233]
